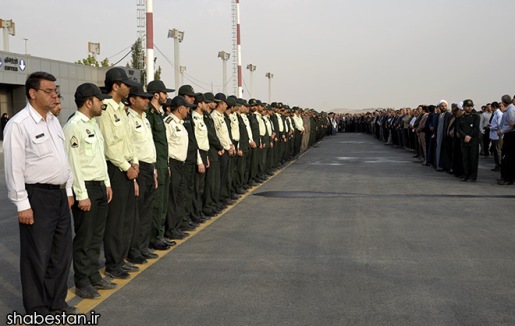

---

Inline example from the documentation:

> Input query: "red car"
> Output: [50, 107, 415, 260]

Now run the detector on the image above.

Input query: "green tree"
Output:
[130, 38, 162, 85]
[75, 54, 110, 67]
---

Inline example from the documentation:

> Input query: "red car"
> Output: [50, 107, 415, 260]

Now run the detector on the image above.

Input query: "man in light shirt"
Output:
[3, 72, 77, 314]
[127, 83, 157, 265]
[164, 96, 197, 240]
[96, 67, 139, 279]
[64, 83, 116, 299]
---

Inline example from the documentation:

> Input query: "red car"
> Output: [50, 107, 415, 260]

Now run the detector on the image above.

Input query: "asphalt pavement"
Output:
[1, 133, 515, 325]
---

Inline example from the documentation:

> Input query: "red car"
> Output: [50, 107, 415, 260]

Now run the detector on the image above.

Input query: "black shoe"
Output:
[242, 184, 250, 190]
[249, 181, 258, 187]
[150, 241, 171, 250]
[231, 194, 241, 200]
[142, 251, 159, 259]
[236, 189, 246, 195]
[52, 306, 80, 315]
[491, 167, 500, 171]
[460, 178, 469, 182]
[191, 217, 206, 224]
[162, 238, 177, 246]
[91, 278, 118, 290]
[224, 199, 236, 205]
[181, 224, 196, 232]
[76, 285, 101, 299]
[128, 256, 148, 265]
[122, 262, 140, 272]
[106, 269, 131, 279]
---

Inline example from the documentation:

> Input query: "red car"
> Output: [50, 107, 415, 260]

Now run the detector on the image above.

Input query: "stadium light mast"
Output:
[0, 19, 15, 52]
[246, 64, 256, 98]
[218, 51, 231, 94]
[168, 28, 184, 89]
[265, 72, 274, 103]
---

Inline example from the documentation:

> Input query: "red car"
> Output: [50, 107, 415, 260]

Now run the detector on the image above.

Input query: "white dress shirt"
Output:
[3, 103, 73, 211]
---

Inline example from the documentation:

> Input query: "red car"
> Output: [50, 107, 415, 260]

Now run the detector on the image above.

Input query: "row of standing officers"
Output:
[3, 68, 330, 314]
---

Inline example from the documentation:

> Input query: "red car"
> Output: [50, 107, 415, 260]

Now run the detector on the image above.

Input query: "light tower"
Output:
[266, 72, 274, 103]
[231, 0, 242, 97]
[145, 0, 154, 84]
[0, 19, 15, 52]
[246, 64, 256, 98]
[168, 28, 184, 89]
[218, 51, 231, 94]
[180, 66, 186, 87]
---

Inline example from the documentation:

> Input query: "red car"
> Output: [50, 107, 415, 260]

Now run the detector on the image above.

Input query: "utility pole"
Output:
[218, 51, 231, 94]
[168, 28, 184, 89]
[246, 64, 256, 98]
[265, 72, 274, 103]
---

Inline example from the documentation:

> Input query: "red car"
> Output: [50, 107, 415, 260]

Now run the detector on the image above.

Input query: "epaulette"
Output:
[165, 116, 172, 124]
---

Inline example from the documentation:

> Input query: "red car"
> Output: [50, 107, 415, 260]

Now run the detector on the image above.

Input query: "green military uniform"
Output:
[146, 103, 170, 247]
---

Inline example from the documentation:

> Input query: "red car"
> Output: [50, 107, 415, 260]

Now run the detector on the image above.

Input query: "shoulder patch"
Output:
[165, 116, 173, 124]
[70, 136, 79, 148]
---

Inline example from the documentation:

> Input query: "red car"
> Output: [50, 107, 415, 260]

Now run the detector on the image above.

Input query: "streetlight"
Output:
[218, 51, 230, 94]
[168, 28, 184, 89]
[246, 64, 256, 98]
[265, 72, 274, 103]
[22, 38, 28, 55]
[179, 66, 186, 87]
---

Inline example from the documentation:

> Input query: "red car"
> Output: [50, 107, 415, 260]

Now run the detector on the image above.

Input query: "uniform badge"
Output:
[136, 121, 142, 129]
[151, 108, 155, 114]
[175, 126, 181, 132]
[70, 136, 79, 148]
[114, 114, 121, 123]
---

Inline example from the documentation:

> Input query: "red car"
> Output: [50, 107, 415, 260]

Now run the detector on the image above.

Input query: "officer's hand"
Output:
[127, 166, 138, 180]
[18, 208, 34, 225]
[198, 163, 206, 174]
[218, 149, 225, 156]
[238, 149, 243, 157]
[68, 196, 75, 209]
[250, 141, 257, 149]
[259, 143, 263, 149]
[206, 157, 211, 169]
[78, 198, 91, 212]
[270, 142, 274, 148]
[169, 167, 172, 177]
[154, 170, 158, 189]
[134, 181, 140, 197]
[106, 187, 113, 203]
[464, 135, 471, 143]
[132, 163, 140, 174]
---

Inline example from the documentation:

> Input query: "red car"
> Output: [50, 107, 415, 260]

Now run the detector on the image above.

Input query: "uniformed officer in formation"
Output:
[146, 80, 176, 250]
[63, 83, 116, 299]
[96, 67, 140, 279]
[164, 95, 196, 240]
[127, 83, 157, 264]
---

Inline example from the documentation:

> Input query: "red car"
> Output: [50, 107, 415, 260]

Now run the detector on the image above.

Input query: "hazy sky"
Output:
[3, 0, 515, 111]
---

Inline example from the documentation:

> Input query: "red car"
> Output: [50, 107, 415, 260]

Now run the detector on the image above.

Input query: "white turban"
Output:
[458, 101, 463, 110]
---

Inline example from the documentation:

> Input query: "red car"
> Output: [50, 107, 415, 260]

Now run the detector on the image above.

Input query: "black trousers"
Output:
[501, 132, 515, 182]
[461, 141, 480, 180]
[151, 167, 169, 243]
[203, 149, 220, 213]
[166, 159, 186, 234]
[104, 162, 136, 273]
[72, 182, 108, 289]
[249, 147, 260, 182]
[130, 162, 156, 258]
[21, 184, 72, 314]
[219, 152, 230, 202]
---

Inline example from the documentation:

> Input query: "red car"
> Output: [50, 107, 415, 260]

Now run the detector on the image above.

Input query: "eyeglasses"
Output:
[36, 88, 59, 95]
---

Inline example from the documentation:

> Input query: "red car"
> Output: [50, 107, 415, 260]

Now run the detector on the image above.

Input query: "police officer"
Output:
[96, 67, 139, 279]
[127, 83, 157, 264]
[146, 80, 175, 250]
[164, 96, 196, 240]
[192, 93, 209, 222]
[64, 83, 117, 299]
[457, 99, 480, 182]
[3, 72, 77, 314]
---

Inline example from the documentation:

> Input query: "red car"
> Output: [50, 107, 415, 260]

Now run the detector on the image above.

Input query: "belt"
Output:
[169, 158, 185, 165]
[139, 161, 155, 170]
[26, 183, 66, 190]
[84, 181, 105, 187]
